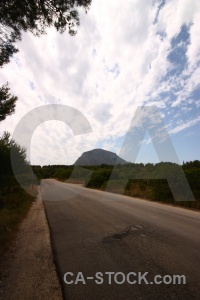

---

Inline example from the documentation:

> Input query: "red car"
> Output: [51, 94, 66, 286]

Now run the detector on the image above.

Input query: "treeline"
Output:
[32, 160, 200, 209]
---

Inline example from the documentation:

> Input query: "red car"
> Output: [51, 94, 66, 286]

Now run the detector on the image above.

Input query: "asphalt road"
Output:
[41, 179, 200, 300]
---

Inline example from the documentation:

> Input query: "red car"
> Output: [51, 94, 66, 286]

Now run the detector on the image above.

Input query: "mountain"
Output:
[74, 149, 127, 166]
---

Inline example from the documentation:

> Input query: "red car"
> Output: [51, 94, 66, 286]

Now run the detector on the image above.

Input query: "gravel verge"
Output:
[0, 188, 63, 300]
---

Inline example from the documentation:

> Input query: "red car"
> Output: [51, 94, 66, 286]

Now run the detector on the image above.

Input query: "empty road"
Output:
[41, 179, 200, 300]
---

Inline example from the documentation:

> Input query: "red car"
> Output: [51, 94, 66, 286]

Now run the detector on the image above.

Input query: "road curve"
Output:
[41, 179, 200, 300]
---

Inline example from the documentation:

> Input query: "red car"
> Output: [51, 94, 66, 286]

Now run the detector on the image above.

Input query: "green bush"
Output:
[0, 132, 35, 256]
[86, 174, 107, 189]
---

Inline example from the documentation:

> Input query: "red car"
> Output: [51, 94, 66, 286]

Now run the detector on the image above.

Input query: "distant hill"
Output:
[74, 149, 127, 166]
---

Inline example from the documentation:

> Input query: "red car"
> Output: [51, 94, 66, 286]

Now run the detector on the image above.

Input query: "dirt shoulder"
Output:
[0, 188, 63, 300]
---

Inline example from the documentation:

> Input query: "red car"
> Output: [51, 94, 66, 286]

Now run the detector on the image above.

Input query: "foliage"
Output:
[0, 83, 17, 122]
[0, 132, 28, 181]
[0, 0, 92, 67]
[86, 174, 107, 189]
[2, 133, 28, 177]
[35, 161, 200, 209]
[183, 161, 200, 202]
[0, 130, 33, 219]
[54, 167, 73, 180]
[0, 132, 35, 255]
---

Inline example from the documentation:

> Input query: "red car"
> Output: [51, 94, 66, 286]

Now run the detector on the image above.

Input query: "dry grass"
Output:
[0, 185, 37, 258]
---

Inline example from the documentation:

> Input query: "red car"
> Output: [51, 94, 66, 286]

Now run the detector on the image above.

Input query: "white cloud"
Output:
[0, 0, 199, 164]
[158, 0, 198, 39]
[169, 115, 200, 134]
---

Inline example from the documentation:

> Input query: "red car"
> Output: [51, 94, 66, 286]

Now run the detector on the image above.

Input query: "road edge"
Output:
[40, 185, 67, 300]
[0, 186, 63, 300]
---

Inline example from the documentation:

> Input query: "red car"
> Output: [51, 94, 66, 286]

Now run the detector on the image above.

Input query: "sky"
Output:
[0, 0, 200, 166]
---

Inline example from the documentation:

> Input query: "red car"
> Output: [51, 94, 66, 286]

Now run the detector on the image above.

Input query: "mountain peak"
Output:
[74, 149, 127, 166]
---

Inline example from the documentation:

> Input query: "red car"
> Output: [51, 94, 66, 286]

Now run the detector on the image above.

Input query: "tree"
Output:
[0, 132, 28, 179]
[0, 0, 92, 67]
[0, 83, 17, 122]
[0, 28, 20, 67]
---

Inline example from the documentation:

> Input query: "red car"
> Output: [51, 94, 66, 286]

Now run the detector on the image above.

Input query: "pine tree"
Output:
[0, 83, 17, 122]
[0, 0, 92, 67]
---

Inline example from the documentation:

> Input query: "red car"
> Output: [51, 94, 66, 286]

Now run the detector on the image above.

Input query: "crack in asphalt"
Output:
[101, 225, 146, 243]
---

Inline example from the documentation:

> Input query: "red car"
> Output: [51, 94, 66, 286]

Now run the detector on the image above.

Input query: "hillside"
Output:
[74, 149, 127, 166]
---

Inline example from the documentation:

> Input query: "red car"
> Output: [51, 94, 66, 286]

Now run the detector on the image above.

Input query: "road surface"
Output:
[41, 179, 200, 300]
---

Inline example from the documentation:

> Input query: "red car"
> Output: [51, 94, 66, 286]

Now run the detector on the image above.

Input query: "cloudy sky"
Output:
[0, 0, 200, 165]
